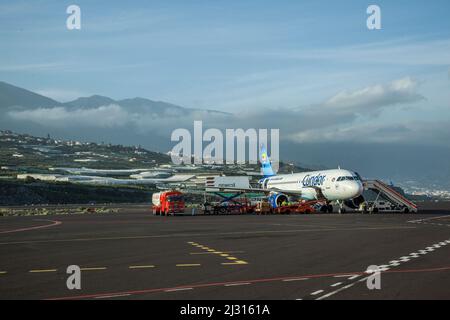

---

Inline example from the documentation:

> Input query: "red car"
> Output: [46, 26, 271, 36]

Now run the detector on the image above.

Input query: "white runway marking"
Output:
[399, 257, 410, 262]
[314, 233, 450, 300]
[311, 290, 324, 296]
[331, 282, 342, 287]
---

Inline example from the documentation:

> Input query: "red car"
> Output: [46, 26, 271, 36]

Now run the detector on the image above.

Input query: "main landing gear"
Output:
[320, 202, 333, 213]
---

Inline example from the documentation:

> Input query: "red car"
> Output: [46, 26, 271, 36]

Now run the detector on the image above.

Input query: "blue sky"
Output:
[1, 0, 449, 107]
[1, 1, 450, 185]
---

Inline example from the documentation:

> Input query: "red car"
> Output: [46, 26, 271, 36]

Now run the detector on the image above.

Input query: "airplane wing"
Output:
[203, 185, 327, 201]
[203, 186, 304, 196]
[177, 185, 330, 202]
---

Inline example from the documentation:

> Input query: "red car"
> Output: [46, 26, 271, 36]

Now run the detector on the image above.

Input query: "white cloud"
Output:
[287, 120, 450, 146]
[281, 77, 428, 143]
[6, 103, 232, 134]
[319, 77, 424, 115]
[8, 105, 131, 128]
[287, 123, 411, 144]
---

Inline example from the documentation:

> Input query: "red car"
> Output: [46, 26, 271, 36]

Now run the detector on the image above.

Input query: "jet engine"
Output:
[268, 193, 288, 208]
[344, 195, 365, 209]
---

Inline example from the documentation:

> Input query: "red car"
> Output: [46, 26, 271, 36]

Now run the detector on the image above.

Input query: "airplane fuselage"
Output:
[261, 169, 363, 201]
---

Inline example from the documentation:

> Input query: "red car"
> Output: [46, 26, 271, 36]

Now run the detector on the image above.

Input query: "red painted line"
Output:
[46, 265, 450, 300]
[0, 220, 62, 234]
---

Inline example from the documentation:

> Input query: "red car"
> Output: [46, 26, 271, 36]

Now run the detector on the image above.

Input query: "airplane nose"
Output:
[348, 182, 363, 198]
[358, 182, 364, 195]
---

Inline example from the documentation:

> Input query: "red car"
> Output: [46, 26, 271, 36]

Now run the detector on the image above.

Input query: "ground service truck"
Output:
[152, 191, 185, 216]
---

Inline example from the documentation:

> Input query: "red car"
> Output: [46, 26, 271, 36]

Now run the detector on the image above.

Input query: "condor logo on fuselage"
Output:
[302, 174, 326, 187]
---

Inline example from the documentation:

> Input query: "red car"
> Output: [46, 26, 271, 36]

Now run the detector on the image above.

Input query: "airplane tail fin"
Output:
[260, 145, 275, 177]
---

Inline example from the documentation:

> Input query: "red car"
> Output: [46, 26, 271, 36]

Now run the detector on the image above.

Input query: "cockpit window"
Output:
[337, 176, 355, 181]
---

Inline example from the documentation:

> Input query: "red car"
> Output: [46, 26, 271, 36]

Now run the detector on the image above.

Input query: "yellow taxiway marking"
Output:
[128, 265, 155, 269]
[29, 269, 58, 273]
[80, 267, 107, 271]
[222, 261, 248, 265]
[187, 241, 249, 265]
[189, 251, 244, 255]
[190, 252, 218, 255]
[176, 264, 201, 267]
[0, 271, 7, 274]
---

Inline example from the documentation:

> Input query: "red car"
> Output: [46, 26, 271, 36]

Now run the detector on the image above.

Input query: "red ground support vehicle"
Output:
[295, 200, 317, 214]
[152, 191, 185, 216]
[255, 200, 272, 215]
[273, 201, 317, 214]
[203, 197, 256, 215]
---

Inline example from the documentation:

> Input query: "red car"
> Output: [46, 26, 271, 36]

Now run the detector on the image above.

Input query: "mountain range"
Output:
[0, 81, 59, 109]
[0, 81, 226, 116]
[0, 81, 233, 153]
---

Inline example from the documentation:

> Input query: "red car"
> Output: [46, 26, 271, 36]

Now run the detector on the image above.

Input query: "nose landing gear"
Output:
[337, 200, 346, 214]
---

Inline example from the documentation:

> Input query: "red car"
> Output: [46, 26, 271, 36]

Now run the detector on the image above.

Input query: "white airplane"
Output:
[214, 146, 364, 213]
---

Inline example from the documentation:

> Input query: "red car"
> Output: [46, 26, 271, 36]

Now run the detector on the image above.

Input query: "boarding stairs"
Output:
[363, 180, 418, 213]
